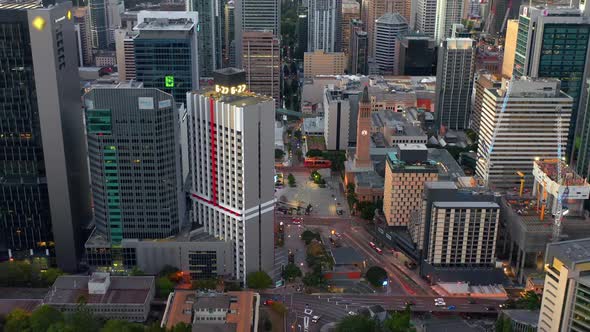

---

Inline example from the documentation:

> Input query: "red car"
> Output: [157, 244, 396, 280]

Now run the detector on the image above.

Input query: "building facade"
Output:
[0, 1, 92, 272]
[538, 238, 590, 332]
[512, 5, 590, 162]
[73, 7, 94, 66]
[383, 145, 438, 226]
[414, 0, 436, 39]
[187, 70, 275, 282]
[398, 33, 436, 76]
[434, 0, 464, 43]
[323, 85, 351, 151]
[187, 0, 222, 77]
[349, 24, 368, 75]
[114, 29, 137, 81]
[304, 50, 345, 78]
[242, 31, 281, 108]
[340, 0, 359, 56]
[374, 13, 408, 75]
[89, 0, 108, 49]
[133, 11, 199, 104]
[307, 0, 342, 52]
[475, 78, 573, 190]
[471, 73, 501, 133]
[435, 37, 476, 131]
[234, 0, 280, 68]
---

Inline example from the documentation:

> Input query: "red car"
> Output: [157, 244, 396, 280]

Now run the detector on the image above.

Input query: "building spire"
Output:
[361, 85, 370, 103]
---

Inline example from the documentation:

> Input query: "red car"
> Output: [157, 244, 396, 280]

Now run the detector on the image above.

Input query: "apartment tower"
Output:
[242, 31, 281, 108]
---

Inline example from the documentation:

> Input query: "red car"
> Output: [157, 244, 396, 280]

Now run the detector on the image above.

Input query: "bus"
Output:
[304, 158, 332, 168]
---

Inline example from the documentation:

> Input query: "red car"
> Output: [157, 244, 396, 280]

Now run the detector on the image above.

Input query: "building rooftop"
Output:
[375, 12, 407, 25]
[433, 201, 499, 209]
[135, 12, 198, 31]
[0, 0, 41, 9]
[193, 294, 231, 310]
[501, 310, 539, 327]
[534, 159, 588, 187]
[546, 238, 590, 270]
[371, 110, 425, 138]
[45, 275, 154, 305]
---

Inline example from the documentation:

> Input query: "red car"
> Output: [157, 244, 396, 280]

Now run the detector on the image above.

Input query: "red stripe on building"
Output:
[209, 97, 218, 204]
[191, 193, 241, 217]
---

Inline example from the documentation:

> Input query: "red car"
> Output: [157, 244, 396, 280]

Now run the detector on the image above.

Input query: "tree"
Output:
[307, 242, 324, 257]
[191, 278, 217, 290]
[270, 302, 288, 315]
[306, 149, 324, 158]
[224, 281, 242, 292]
[47, 321, 76, 332]
[246, 271, 273, 290]
[65, 304, 102, 332]
[156, 276, 175, 298]
[30, 305, 64, 332]
[100, 319, 144, 332]
[158, 265, 179, 277]
[170, 322, 192, 332]
[294, 130, 302, 140]
[275, 149, 285, 160]
[302, 267, 326, 288]
[40, 268, 64, 286]
[301, 230, 320, 245]
[144, 322, 166, 332]
[346, 183, 358, 208]
[4, 308, 31, 332]
[287, 173, 296, 187]
[282, 263, 302, 281]
[366, 266, 388, 287]
[129, 266, 145, 276]
[383, 305, 414, 332]
[515, 291, 542, 310]
[336, 315, 378, 332]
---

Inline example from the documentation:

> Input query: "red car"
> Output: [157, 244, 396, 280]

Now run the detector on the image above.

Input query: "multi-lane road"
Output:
[263, 293, 504, 332]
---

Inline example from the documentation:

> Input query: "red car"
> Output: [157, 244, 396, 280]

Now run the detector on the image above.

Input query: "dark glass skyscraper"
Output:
[188, 0, 222, 77]
[89, 0, 108, 49]
[0, 1, 91, 272]
[134, 12, 200, 104]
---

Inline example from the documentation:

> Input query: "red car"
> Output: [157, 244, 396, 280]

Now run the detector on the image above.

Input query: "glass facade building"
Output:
[188, 0, 221, 77]
[134, 12, 200, 104]
[89, 0, 108, 49]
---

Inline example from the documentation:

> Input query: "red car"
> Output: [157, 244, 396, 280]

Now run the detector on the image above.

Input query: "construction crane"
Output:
[482, 76, 515, 187]
[552, 106, 569, 242]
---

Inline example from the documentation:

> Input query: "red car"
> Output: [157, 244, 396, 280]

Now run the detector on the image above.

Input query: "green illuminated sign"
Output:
[165, 75, 175, 88]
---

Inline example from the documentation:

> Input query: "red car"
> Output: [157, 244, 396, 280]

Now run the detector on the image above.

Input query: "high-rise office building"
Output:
[106, 0, 123, 48]
[188, 0, 222, 77]
[242, 31, 281, 108]
[134, 11, 199, 104]
[501, 19, 518, 78]
[475, 78, 573, 190]
[323, 85, 352, 151]
[296, 7, 308, 60]
[538, 238, 590, 332]
[223, 1, 235, 67]
[84, 85, 184, 245]
[411, 181, 501, 282]
[307, 0, 342, 52]
[89, 0, 108, 49]
[349, 23, 368, 75]
[398, 33, 436, 75]
[579, 82, 590, 178]
[303, 50, 346, 77]
[485, 0, 522, 35]
[114, 29, 137, 81]
[73, 7, 94, 66]
[415, 0, 436, 39]
[435, 36, 475, 131]
[374, 13, 408, 75]
[471, 73, 501, 133]
[234, 0, 280, 68]
[512, 6, 590, 161]
[434, 0, 464, 43]
[187, 69, 275, 282]
[383, 145, 439, 226]
[0, 1, 92, 272]
[362, 0, 409, 56]
[341, 0, 359, 56]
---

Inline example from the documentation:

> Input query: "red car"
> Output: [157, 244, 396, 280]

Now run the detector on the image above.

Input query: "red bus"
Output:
[304, 158, 332, 168]
[369, 242, 376, 249]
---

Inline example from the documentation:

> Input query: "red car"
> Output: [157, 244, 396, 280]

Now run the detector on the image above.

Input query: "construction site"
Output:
[498, 159, 590, 283]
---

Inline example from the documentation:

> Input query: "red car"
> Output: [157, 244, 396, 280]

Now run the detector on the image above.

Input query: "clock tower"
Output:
[354, 86, 372, 168]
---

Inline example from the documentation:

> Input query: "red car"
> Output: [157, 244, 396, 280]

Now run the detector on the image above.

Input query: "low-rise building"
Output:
[45, 273, 155, 322]
[303, 50, 346, 78]
[371, 109, 427, 147]
[161, 290, 259, 331]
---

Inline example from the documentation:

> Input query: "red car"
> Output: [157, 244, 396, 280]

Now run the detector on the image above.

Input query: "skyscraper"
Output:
[242, 31, 281, 107]
[89, 0, 108, 49]
[374, 13, 408, 75]
[434, 0, 464, 43]
[512, 6, 590, 161]
[307, 0, 342, 52]
[187, 69, 275, 282]
[134, 11, 199, 104]
[414, 0, 436, 38]
[349, 22, 368, 75]
[114, 28, 137, 81]
[398, 33, 436, 75]
[73, 7, 94, 66]
[234, 0, 280, 67]
[435, 36, 475, 131]
[340, 0, 359, 55]
[0, 1, 92, 272]
[475, 78, 573, 190]
[223, 0, 235, 67]
[188, 0, 222, 77]
[84, 85, 184, 245]
[538, 238, 590, 332]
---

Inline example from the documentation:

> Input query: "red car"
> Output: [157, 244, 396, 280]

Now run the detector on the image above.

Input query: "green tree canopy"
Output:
[246, 271, 273, 290]
[275, 149, 285, 159]
[282, 263, 302, 281]
[301, 230, 321, 245]
[191, 278, 217, 291]
[4, 308, 31, 332]
[306, 149, 324, 158]
[47, 321, 76, 332]
[366, 266, 388, 287]
[170, 322, 192, 332]
[156, 276, 175, 298]
[99, 319, 144, 332]
[30, 305, 64, 332]
[65, 304, 102, 332]
[336, 315, 378, 332]
[383, 305, 415, 332]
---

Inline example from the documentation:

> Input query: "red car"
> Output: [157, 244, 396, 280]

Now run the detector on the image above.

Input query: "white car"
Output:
[347, 311, 358, 316]
[434, 301, 446, 307]
[312, 315, 321, 323]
